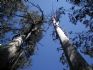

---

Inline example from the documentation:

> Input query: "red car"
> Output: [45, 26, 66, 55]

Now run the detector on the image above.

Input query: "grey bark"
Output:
[0, 3, 44, 70]
[0, 35, 25, 70]
[52, 17, 93, 70]
[0, 24, 32, 70]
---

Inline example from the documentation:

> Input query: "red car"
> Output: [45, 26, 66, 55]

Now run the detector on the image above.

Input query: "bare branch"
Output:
[27, 2, 44, 23]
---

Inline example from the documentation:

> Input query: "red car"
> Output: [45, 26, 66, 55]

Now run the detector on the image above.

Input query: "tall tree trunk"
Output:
[0, 35, 25, 70]
[52, 17, 92, 70]
[0, 24, 32, 70]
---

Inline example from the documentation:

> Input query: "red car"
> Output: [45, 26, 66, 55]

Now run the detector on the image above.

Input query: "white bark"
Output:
[8, 36, 24, 58]
[56, 23, 69, 42]
[52, 17, 92, 70]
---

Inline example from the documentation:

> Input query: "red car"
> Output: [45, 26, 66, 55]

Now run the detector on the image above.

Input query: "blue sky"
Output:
[18, 0, 93, 70]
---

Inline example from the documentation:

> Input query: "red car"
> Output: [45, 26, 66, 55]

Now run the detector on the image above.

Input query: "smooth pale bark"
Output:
[0, 21, 41, 70]
[0, 26, 32, 70]
[8, 36, 24, 58]
[0, 35, 25, 70]
[52, 18, 92, 70]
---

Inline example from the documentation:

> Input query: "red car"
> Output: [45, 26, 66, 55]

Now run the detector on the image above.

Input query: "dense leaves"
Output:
[67, 0, 93, 58]
[0, 0, 26, 43]
[0, 0, 44, 70]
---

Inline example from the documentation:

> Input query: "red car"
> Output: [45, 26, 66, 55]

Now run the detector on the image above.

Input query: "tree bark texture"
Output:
[52, 17, 92, 70]
[0, 35, 25, 70]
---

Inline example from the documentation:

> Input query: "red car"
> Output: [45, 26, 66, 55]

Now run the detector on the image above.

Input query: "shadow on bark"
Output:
[0, 1, 44, 70]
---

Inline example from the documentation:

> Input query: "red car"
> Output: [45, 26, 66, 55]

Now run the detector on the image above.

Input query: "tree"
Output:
[67, 0, 93, 58]
[0, 0, 93, 70]
[0, 0, 44, 70]
[52, 12, 92, 70]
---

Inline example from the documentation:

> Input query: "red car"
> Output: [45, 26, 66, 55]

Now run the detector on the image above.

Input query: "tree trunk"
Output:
[0, 35, 26, 70]
[0, 21, 42, 70]
[52, 17, 92, 70]
[0, 23, 32, 70]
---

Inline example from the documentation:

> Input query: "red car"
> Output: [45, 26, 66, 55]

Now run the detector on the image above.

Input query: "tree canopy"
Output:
[0, 0, 93, 70]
